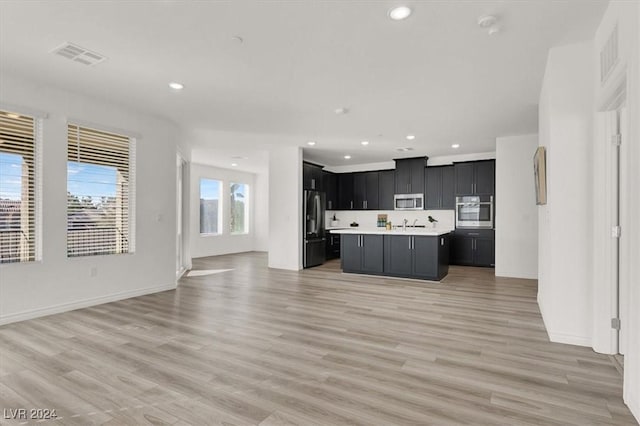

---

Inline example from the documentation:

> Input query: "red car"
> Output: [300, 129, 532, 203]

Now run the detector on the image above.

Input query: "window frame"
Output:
[199, 177, 222, 236]
[66, 123, 135, 258]
[229, 181, 249, 235]
[0, 110, 42, 265]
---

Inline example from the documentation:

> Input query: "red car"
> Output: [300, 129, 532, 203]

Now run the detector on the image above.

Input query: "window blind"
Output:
[67, 124, 134, 257]
[0, 110, 37, 263]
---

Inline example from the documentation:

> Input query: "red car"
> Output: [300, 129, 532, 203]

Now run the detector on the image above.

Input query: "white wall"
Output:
[592, 1, 640, 421]
[495, 134, 538, 279]
[324, 152, 495, 173]
[268, 146, 302, 270]
[538, 41, 594, 346]
[188, 163, 257, 258]
[0, 75, 179, 325]
[254, 171, 269, 252]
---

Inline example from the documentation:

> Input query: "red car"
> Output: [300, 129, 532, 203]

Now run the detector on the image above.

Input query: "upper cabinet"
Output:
[425, 165, 455, 210]
[323, 171, 338, 210]
[337, 173, 355, 210]
[303, 162, 324, 191]
[353, 171, 379, 210]
[394, 157, 427, 194]
[454, 160, 495, 196]
[377, 170, 395, 210]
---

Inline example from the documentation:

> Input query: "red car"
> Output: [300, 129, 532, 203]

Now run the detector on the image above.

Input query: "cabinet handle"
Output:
[328, 200, 332, 210]
[350, 201, 354, 210]
[468, 232, 479, 236]
[409, 237, 412, 249]
[311, 178, 315, 190]
[441, 237, 444, 246]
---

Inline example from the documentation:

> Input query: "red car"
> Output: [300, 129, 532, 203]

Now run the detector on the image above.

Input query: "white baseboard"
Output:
[538, 295, 591, 347]
[0, 283, 177, 326]
[627, 389, 640, 425]
[546, 330, 591, 347]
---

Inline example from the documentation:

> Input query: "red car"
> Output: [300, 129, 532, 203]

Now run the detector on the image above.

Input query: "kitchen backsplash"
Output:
[326, 210, 455, 231]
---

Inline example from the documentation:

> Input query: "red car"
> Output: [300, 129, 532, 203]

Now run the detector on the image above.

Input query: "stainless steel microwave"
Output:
[394, 193, 424, 210]
[455, 195, 493, 228]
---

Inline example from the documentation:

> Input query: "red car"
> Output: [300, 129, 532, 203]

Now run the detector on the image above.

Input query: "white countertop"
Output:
[328, 227, 452, 236]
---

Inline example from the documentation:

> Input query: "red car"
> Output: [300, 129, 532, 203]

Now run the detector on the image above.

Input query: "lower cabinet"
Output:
[326, 233, 341, 260]
[341, 234, 384, 274]
[450, 229, 494, 267]
[383, 234, 449, 281]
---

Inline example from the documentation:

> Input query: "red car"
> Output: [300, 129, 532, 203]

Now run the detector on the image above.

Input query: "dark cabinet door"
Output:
[365, 171, 379, 210]
[361, 235, 384, 273]
[409, 158, 425, 194]
[425, 167, 442, 209]
[383, 235, 413, 276]
[323, 172, 338, 210]
[303, 163, 313, 190]
[341, 234, 360, 271]
[303, 163, 323, 190]
[394, 163, 411, 194]
[451, 234, 474, 265]
[337, 173, 354, 210]
[326, 233, 341, 260]
[454, 163, 474, 195]
[353, 172, 367, 210]
[474, 238, 495, 266]
[441, 166, 456, 209]
[474, 161, 495, 196]
[412, 236, 438, 279]
[378, 170, 395, 210]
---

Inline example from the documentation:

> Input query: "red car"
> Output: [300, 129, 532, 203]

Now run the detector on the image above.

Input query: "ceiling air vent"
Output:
[600, 24, 618, 84]
[51, 42, 106, 66]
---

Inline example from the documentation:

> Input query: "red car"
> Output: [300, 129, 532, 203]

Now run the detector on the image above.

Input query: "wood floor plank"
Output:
[0, 253, 637, 425]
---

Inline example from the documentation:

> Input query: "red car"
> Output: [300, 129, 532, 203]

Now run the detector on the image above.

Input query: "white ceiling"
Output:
[0, 1, 607, 170]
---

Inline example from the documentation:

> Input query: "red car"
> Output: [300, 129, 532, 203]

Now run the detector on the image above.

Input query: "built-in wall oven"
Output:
[455, 195, 493, 229]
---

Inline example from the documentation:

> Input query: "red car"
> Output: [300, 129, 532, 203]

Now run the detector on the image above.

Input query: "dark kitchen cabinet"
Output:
[326, 232, 341, 260]
[323, 171, 338, 210]
[303, 162, 323, 191]
[394, 157, 427, 195]
[378, 170, 395, 210]
[425, 165, 455, 210]
[454, 160, 495, 196]
[337, 173, 354, 210]
[341, 234, 384, 274]
[450, 229, 494, 267]
[353, 171, 379, 210]
[383, 234, 450, 280]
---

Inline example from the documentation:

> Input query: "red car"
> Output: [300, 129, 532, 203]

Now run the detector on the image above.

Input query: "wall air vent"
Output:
[51, 42, 107, 66]
[600, 24, 618, 84]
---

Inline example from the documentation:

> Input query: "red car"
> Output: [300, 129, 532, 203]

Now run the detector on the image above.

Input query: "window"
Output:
[0, 110, 39, 263]
[200, 178, 221, 234]
[67, 124, 134, 257]
[230, 182, 249, 234]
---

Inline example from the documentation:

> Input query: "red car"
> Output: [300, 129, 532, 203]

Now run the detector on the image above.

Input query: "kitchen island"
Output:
[330, 228, 451, 281]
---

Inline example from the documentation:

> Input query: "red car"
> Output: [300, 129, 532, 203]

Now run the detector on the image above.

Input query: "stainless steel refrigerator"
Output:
[303, 190, 326, 268]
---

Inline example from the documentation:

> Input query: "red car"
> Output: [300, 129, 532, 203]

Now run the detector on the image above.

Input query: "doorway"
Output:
[176, 154, 187, 277]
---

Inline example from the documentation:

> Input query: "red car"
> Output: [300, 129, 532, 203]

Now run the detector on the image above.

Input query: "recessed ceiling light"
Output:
[169, 82, 184, 90]
[451, 144, 460, 149]
[396, 147, 414, 152]
[406, 135, 415, 140]
[307, 141, 316, 146]
[335, 107, 349, 115]
[6, 113, 20, 119]
[389, 6, 412, 21]
[344, 155, 351, 159]
[231, 35, 244, 44]
[488, 26, 500, 36]
[231, 155, 249, 160]
[361, 141, 369, 146]
[231, 163, 238, 167]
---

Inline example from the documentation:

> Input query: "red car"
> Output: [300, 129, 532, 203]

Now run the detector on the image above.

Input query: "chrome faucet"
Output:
[412, 219, 419, 227]
[403, 218, 408, 231]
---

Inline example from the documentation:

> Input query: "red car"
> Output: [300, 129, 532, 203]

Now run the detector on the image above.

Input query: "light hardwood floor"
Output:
[0, 252, 637, 425]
